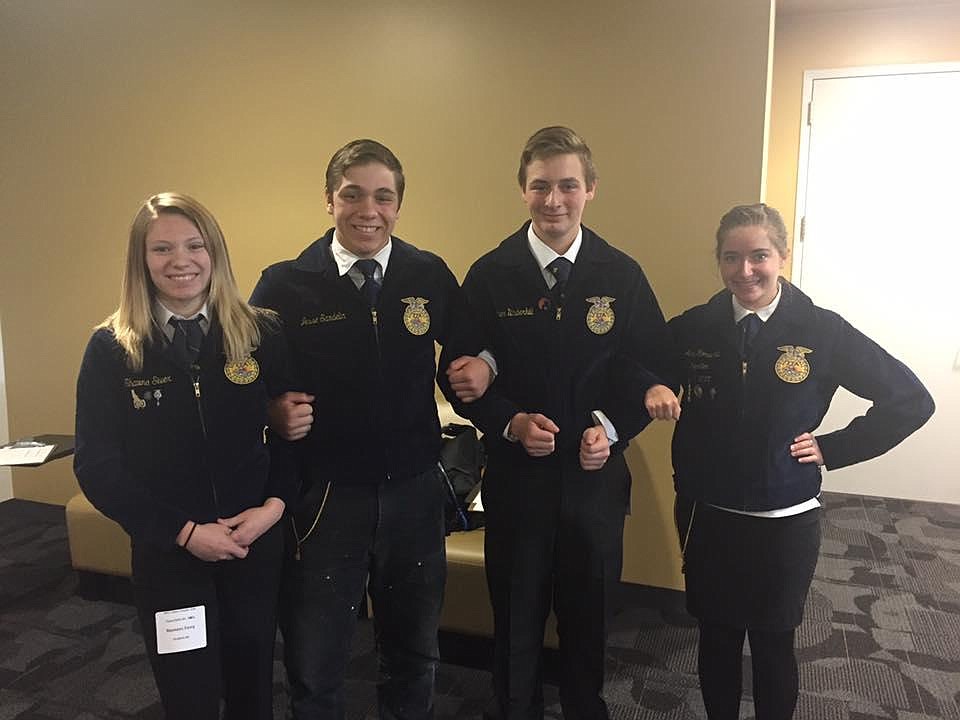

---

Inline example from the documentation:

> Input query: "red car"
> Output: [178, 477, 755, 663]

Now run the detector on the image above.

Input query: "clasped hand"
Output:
[645, 384, 681, 420]
[446, 356, 494, 403]
[508, 413, 610, 471]
[178, 498, 285, 562]
[267, 391, 315, 441]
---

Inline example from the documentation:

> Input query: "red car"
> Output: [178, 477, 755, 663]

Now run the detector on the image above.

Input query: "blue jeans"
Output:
[279, 468, 447, 720]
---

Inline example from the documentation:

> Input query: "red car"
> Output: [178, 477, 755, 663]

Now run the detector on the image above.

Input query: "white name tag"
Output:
[155, 605, 207, 655]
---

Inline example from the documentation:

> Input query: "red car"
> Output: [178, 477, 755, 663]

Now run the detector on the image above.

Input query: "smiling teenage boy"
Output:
[447, 126, 679, 720]
[250, 139, 490, 720]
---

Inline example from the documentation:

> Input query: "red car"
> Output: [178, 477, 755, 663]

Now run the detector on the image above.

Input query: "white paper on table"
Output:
[0, 443, 55, 465]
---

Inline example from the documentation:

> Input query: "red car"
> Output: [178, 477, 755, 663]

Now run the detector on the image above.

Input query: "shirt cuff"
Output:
[478, 350, 498, 377]
[591, 410, 619, 443]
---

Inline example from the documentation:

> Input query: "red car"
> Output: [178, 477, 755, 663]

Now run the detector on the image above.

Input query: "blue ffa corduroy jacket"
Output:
[669, 280, 935, 511]
[74, 316, 298, 549]
[454, 222, 675, 462]
[250, 230, 480, 490]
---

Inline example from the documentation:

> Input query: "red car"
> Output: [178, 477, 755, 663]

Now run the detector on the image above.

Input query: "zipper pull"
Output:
[555, 306, 562, 321]
[371, 308, 378, 326]
[742, 360, 748, 377]
[190, 364, 201, 398]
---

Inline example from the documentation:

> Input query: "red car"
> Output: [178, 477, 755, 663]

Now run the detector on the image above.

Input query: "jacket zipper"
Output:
[190, 363, 220, 516]
[369, 304, 391, 484]
[740, 359, 748, 422]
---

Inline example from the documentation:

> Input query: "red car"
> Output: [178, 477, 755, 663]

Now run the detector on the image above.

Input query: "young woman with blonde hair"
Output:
[75, 192, 296, 719]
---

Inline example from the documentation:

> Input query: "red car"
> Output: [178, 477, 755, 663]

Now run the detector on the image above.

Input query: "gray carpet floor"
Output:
[1, 492, 959, 719]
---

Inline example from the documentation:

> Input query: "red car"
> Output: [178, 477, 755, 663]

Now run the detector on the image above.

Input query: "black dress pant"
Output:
[131, 522, 283, 720]
[483, 453, 629, 720]
[697, 622, 799, 720]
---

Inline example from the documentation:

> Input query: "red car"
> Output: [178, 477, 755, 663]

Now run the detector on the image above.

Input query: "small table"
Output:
[0, 434, 75, 467]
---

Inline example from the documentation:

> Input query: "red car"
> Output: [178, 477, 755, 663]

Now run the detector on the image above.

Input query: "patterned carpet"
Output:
[1, 492, 958, 719]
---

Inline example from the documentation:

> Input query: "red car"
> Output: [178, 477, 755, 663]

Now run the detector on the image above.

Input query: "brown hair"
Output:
[715, 203, 789, 260]
[517, 126, 597, 190]
[325, 139, 405, 207]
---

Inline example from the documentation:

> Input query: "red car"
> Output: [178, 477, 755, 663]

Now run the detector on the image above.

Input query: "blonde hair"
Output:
[101, 192, 271, 369]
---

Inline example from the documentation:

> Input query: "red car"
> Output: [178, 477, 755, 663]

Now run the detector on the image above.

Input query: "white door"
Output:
[793, 65, 960, 504]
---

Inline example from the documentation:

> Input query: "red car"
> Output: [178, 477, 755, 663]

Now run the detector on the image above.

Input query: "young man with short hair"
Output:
[252, 138, 490, 720]
[448, 126, 679, 719]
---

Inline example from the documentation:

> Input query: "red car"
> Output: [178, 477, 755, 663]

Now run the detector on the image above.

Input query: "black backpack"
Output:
[438, 423, 485, 532]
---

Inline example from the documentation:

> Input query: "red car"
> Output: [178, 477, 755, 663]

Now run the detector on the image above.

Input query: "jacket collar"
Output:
[704, 279, 816, 339]
[153, 312, 223, 371]
[292, 228, 414, 280]
[490, 221, 619, 268]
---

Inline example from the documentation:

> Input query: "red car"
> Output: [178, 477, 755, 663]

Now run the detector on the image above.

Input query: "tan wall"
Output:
[0, 0, 773, 589]
[768, 2, 960, 254]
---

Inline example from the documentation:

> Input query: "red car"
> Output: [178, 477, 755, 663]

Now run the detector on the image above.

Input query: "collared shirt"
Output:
[331, 231, 393, 289]
[716, 281, 820, 518]
[154, 301, 210, 342]
[731, 282, 782, 323]
[527, 224, 583, 288]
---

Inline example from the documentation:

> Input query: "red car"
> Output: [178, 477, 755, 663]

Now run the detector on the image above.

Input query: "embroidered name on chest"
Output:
[124, 375, 173, 410]
[301, 312, 347, 326]
[497, 306, 535, 318]
[124, 375, 173, 388]
[682, 349, 721, 360]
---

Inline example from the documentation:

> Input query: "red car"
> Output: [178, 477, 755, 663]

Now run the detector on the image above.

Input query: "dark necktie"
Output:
[737, 312, 762, 358]
[355, 259, 381, 307]
[548, 257, 573, 299]
[170, 317, 204, 367]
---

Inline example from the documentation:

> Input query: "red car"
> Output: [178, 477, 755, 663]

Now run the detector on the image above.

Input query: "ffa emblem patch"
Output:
[775, 346, 812, 383]
[585, 296, 616, 335]
[224, 357, 260, 385]
[402, 297, 430, 335]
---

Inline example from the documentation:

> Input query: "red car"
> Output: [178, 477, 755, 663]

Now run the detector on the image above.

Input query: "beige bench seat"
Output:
[66, 492, 561, 645]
